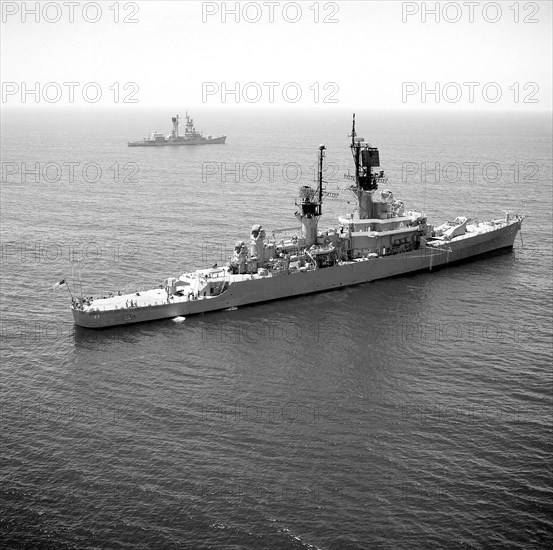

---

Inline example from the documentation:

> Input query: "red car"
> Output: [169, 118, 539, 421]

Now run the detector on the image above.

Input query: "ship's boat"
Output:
[72, 115, 523, 328]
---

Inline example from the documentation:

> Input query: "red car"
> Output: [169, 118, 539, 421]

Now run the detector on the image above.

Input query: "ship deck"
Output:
[76, 271, 277, 313]
[79, 289, 182, 313]
[426, 220, 512, 246]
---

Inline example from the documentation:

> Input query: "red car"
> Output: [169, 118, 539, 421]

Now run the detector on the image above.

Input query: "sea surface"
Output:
[1, 108, 552, 549]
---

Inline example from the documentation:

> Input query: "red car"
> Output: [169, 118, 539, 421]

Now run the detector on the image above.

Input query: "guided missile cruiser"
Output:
[128, 113, 226, 146]
[72, 115, 523, 328]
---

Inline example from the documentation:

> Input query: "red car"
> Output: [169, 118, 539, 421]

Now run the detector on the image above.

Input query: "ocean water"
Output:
[1, 108, 552, 549]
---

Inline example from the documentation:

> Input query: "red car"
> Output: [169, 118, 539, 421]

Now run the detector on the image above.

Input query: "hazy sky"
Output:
[1, 0, 551, 110]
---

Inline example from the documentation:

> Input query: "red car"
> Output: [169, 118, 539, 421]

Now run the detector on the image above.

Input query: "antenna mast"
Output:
[317, 144, 325, 213]
[349, 113, 380, 192]
[171, 115, 179, 138]
[350, 113, 361, 190]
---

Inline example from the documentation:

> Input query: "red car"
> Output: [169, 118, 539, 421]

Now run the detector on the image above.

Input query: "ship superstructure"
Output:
[343, 115, 427, 258]
[73, 115, 523, 328]
[128, 113, 226, 146]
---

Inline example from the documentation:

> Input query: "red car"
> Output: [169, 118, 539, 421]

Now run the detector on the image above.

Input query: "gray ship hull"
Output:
[128, 136, 226, 147]
[72, 220, 521, 328]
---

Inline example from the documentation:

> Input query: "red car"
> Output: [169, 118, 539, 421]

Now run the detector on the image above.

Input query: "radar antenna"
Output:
[348, 113, 382, 192]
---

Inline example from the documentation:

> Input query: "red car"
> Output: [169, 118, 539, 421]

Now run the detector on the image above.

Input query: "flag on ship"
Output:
[53, 278, 66, 290]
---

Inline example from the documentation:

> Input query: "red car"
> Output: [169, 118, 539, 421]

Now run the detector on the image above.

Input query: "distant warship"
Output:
[128, 113, 226, 146]
[73, 114, 523, 328]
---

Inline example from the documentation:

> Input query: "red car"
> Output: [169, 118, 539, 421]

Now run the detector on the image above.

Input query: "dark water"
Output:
[1, 108, 552, 549]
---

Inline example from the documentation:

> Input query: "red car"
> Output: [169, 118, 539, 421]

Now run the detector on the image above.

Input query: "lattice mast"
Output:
[349, 114, 385, 219]
[295, 145, 326, 245]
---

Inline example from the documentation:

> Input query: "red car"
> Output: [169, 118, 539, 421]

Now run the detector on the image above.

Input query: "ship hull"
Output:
[72, 221, 521, 328]
[128, 136, 226, 147]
